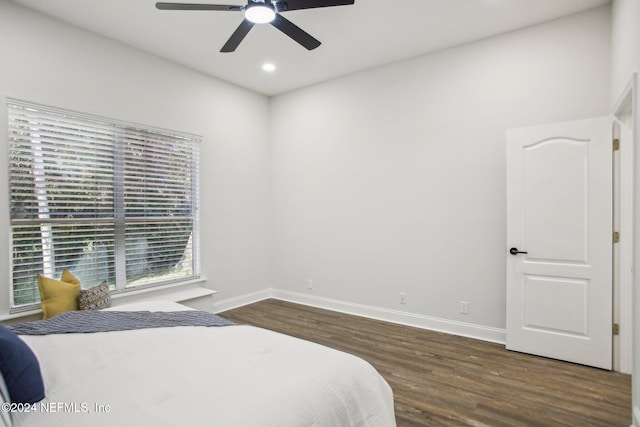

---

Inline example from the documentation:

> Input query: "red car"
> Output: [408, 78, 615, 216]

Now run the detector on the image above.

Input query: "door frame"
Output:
[612, 72, 637, 375]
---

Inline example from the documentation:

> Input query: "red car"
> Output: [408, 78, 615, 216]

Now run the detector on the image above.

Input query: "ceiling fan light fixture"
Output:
[245, 3, 276, 24]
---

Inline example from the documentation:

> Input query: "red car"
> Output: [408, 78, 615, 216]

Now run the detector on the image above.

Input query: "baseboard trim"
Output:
[271, 289, 506, 344]
[214, 288, 505, 344]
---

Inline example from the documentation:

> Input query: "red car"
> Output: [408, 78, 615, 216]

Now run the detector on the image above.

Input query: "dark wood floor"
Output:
[220, 299, 631, 427]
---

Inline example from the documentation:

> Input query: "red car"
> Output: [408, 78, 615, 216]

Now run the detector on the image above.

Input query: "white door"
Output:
[506, 116, 612, 369]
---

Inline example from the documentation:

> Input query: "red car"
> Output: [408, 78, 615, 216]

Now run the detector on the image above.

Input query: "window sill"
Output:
[110, 277, 212, 303]
[1, 277, 212, 323]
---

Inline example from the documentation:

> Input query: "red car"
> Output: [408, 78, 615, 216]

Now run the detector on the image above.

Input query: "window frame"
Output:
[7, 99, 201, 312]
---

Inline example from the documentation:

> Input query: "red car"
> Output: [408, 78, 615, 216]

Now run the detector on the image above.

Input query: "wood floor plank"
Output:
[220, 299, 631, 427]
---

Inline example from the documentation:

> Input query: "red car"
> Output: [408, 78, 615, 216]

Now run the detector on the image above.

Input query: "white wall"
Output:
[270, 6, 611, 334]
[0, 0, 272, 316]
[611, 0, 640, 423]
[612, 0, 640, 101]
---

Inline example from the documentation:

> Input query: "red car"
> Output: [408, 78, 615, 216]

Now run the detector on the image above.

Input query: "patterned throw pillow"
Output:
[79, 281, 111, 310]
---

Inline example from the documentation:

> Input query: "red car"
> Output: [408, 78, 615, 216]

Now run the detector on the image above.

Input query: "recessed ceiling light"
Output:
[262, 63, 276, 72]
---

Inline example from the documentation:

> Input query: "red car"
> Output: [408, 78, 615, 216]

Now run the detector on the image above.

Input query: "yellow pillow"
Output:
[60, 269, 81, 287]
[37, 274, 81, 319]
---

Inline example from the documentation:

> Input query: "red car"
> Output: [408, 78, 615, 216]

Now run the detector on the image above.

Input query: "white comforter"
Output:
[13, 302, 396, 426]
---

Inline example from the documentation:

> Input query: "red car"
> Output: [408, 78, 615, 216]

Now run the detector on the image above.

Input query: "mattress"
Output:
[11, 301, 396, 426]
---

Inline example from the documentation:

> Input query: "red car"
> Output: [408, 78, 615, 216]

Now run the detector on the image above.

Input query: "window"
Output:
[8, 101, 200, 311]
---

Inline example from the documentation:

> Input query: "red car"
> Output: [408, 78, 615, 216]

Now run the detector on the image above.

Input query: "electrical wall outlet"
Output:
[460, 301, 469, 314]
[307, 279, 313, 290]
[400, 293, 407, 304]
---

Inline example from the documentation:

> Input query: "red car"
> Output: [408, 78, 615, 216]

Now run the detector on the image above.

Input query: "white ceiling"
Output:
[11, 0, 611, 96]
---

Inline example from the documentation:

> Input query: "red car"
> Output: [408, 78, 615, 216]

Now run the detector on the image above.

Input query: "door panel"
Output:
[506, 116, 612, 369]
[523, 275, 587, 336]
[524, 139, 588, 263]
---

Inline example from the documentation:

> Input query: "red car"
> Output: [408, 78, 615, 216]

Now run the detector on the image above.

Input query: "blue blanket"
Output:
[10, 310, 234, 335]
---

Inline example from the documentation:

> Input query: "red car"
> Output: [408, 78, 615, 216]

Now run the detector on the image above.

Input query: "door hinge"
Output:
[613, 231, 620, 243]
[613, 323, 620, 336]
[613, 139, 620, 151]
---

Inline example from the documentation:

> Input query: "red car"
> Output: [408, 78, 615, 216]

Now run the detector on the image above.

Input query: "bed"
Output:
[4, 301, 396, 426]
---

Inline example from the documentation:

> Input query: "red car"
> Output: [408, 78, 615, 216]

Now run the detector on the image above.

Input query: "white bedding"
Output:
[13, 301, 396, 426]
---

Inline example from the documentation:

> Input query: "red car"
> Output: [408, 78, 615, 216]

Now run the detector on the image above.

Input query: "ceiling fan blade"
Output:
[270, 14, 320, 50]
[221, 19, 255, 52]
[275, 0, 354, 12]
[156, 2, 244, 11]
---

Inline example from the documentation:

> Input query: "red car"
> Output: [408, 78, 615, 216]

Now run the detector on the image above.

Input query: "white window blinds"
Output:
[8, 101, 200, 311]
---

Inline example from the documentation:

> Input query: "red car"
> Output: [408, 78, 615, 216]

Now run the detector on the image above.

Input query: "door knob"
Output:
[509, 247, 528, 255]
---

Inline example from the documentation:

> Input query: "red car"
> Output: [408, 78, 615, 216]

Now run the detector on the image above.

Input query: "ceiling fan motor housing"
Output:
[245, 1, 276, 24]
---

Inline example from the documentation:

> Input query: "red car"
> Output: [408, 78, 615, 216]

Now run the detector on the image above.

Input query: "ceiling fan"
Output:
[155, 0, 355, 53]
